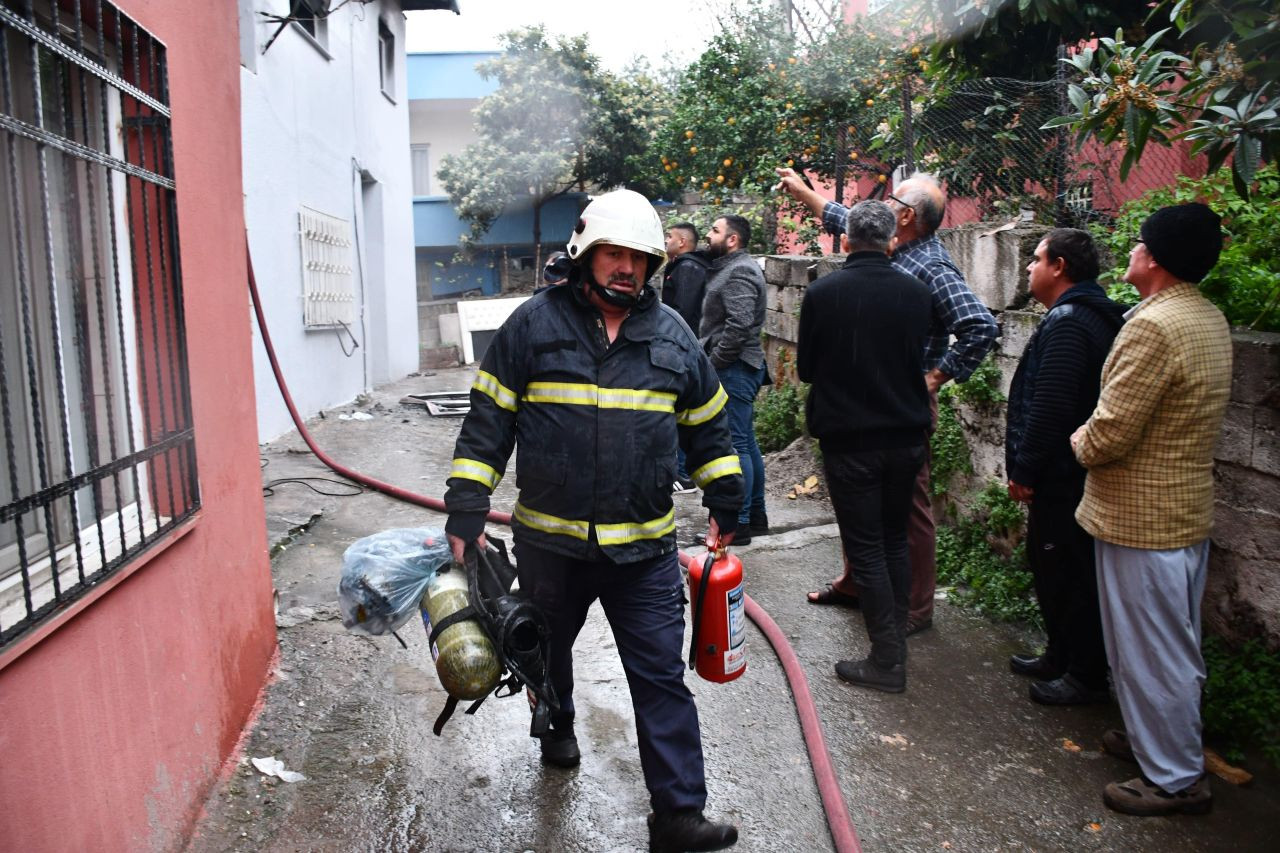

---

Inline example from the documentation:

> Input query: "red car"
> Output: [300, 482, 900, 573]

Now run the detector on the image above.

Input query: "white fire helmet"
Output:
[567, 189, 667, 282]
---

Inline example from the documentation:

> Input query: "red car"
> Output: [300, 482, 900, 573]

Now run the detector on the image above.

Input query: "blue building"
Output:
[408, 52, 587, 299]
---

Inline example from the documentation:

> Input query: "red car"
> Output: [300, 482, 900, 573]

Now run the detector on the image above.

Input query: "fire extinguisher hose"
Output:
[247, 247, 861, 853]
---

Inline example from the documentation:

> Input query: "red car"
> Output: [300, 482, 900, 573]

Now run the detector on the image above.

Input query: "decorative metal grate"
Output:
[0, 0, 199, 647]
[299, 205, 355, 328]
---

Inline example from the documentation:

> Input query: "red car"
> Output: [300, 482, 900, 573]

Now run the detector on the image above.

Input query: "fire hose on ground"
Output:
[247, 247, 862, 853]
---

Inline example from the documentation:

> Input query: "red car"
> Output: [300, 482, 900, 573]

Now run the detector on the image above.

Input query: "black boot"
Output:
[749, 510, 769, 535]
[538, 723, 580, 768]
[648, 809, 738, 853]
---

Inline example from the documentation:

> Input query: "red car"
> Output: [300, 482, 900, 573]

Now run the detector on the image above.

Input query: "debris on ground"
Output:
[1205, 748, 1254, 786]
[250, 757, 306, 783]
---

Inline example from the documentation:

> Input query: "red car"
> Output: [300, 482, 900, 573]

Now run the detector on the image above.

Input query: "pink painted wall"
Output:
[0, 2, 277, 850]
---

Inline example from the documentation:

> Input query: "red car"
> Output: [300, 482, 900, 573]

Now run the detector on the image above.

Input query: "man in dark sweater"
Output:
[797, 200, 932, 692]
[1006, 228, 1126, 705]
[662, 222, 711, 335]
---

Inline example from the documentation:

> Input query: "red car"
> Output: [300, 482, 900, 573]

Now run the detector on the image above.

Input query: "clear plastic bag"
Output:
[338, 527, 453, 636]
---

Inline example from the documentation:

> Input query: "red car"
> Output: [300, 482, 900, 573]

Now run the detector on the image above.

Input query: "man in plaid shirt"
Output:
[778, 169, 998, 635]
[1069, 203, 1232, 817]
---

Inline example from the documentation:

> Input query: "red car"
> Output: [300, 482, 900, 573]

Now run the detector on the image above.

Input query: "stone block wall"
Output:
[758, 234, 1280, 648]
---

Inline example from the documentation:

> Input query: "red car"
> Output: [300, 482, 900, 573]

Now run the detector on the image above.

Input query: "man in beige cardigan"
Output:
[1070, 203, 1232, 816]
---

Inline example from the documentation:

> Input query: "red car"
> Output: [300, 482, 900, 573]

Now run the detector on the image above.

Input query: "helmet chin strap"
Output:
[588, 276, 639, 309]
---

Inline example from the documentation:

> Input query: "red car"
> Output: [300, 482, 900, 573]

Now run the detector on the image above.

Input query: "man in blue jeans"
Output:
[700, 215, 768, 544]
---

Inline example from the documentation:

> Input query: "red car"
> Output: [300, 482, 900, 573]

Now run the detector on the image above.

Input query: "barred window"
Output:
[0, 0, 199, 647]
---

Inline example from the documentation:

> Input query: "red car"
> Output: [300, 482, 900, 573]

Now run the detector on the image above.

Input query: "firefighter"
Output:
[444, 188, 743, 852]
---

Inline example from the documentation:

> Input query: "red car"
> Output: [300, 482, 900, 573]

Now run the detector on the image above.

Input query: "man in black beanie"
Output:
[1069, 202, 1232, 816]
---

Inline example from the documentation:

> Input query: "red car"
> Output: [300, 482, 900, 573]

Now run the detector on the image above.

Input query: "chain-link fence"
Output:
[904, 67, 1198, 229]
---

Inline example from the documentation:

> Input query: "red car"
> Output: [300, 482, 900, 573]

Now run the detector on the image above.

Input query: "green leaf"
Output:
[1067, 83, 1089, 111]
[1040, 115, 1077, 130]
[1235, 134, 1261, 188]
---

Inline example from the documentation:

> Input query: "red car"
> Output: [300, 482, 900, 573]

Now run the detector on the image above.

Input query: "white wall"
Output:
[408, 98, 480, 193]
[241, 0, 419, 441]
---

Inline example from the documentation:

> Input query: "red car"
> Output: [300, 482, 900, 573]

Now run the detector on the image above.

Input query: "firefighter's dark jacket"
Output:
[444, 278, 745, 564]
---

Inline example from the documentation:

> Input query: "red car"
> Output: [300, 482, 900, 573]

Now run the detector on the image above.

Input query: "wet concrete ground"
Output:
[187, 369, 1276, 852]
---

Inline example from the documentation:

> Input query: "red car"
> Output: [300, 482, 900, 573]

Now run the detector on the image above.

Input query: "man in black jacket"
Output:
[798, 200, 932, 693]
[662, 222, 712, 491]
[662, 222, 711, 335]
[1006, 228, 1126, 705]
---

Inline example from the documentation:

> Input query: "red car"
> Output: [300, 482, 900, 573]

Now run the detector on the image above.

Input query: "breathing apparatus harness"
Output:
[427, 539, 560, 736]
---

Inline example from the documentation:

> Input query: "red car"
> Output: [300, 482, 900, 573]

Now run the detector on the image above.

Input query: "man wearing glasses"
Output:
[776, 168, 998, 636]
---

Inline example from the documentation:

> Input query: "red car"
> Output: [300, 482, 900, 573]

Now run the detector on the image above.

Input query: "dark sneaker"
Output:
[672, 478, 698, 496]
[1102, 729, 1137, 763]
[539, 726, 580, 768]
[731, 523, 752, 547]
[1103, 774, 1212, 816]
[648, 809, 738, 852]
[1029, 674, 1110, 706]
[749, 510, 769, 535]
[835, 657, 906, 693]
[1009, 653, 1063, 680]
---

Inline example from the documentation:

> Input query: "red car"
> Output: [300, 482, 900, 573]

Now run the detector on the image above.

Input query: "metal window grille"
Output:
[0, 0, 199, 647]
[299, 206, 355, 328]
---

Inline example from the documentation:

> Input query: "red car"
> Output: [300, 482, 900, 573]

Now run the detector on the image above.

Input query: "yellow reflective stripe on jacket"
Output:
[692, 454, 742, 488]
[596, 509, 677, 546]
[678, 384, 728, 426]
[524, 381, 597, 406]
[473, 370, 518, 412]
[513, 501, 590, 541]
[598, 387, 676, 412]
[449, 457, 502, 491]
[523, 382, 676, 412]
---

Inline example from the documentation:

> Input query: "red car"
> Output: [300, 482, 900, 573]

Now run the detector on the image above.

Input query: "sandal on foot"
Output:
[807, 585, 860, 608]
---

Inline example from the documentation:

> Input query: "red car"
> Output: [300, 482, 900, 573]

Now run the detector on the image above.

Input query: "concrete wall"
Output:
[0, 2, 277, 849]
[759, 233, 1280, 648]
[242, 0, 420, 441]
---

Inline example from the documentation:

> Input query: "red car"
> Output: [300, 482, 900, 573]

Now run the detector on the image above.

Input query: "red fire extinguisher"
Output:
[688, 535, 747, 683]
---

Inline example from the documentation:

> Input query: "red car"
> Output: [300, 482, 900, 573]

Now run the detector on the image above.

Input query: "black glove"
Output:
[709, 508, 739, 539]
[445, 510, 487, 543]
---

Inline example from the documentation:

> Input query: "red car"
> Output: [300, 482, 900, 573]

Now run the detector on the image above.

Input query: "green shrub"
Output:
[950, 353, 1006, 408]
[1201, 635, 1280, 766]
[936, 496, 1040, 629]
[930, 391, 972, 496]
[1091, 164, 1280, 331]
[754, 381, 806, 453]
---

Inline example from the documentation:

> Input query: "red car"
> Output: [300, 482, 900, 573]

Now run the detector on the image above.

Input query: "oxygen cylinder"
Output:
[687, 543, 747, 683]
[420, 565, 501, 700]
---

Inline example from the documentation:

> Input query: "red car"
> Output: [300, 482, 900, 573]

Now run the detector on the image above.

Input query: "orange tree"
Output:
[654, 5, 920, 252]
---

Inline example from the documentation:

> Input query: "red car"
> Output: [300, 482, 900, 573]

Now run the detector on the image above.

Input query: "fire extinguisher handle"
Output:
[688, 552, 711, 671]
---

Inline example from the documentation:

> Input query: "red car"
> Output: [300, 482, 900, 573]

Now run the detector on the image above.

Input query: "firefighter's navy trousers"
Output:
[514, 539, 706, 813]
